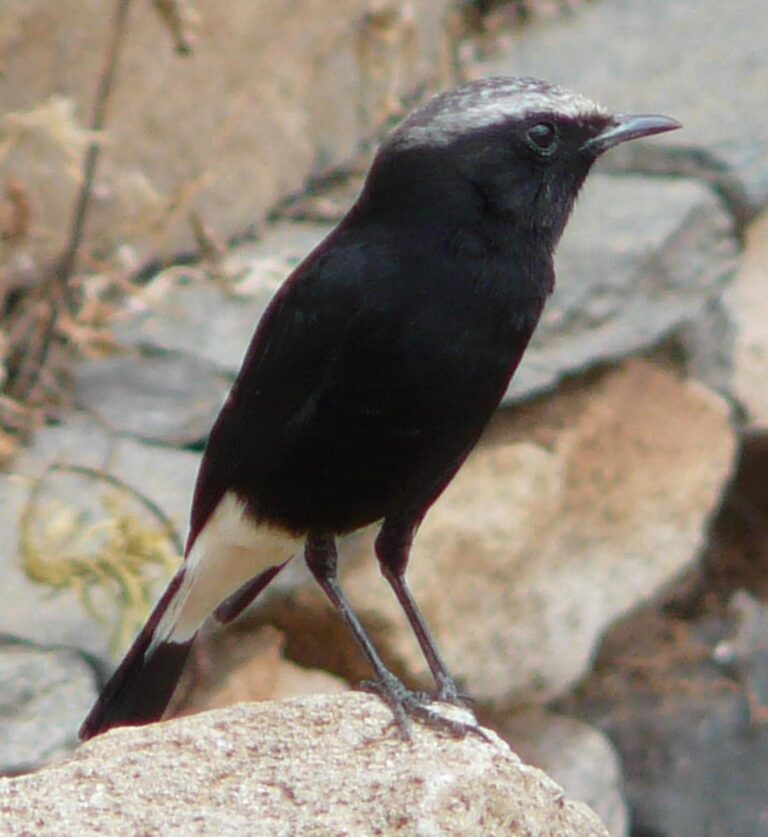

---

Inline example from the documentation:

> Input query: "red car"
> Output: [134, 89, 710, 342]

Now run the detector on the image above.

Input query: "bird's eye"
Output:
[526, 122, 558, 154]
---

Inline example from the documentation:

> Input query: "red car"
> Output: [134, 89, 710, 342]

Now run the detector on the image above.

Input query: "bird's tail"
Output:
[79, 492, 302, 741]
[79, 569, 195, 741]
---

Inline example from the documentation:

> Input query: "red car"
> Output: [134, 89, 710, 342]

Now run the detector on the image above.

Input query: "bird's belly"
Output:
[247, 347, 517, 534]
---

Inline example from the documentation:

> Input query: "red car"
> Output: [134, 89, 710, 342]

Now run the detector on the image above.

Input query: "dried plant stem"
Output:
[7, 0, 135, 408]
[56, 0, 135, 309]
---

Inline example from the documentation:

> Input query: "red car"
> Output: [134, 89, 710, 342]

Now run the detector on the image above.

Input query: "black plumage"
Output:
[80, 76, 679, 740]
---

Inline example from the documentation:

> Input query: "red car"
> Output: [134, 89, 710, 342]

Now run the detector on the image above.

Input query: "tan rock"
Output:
[0, 694, 609, 836]
[496, 708, 628, 837]
[271, 360, 736, 705]
[174, 624, 347, 718]
[0, 0, 455, 270]
[724, 210, 768, 427]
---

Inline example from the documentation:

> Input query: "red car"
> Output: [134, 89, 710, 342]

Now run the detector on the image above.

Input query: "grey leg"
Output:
[304, 531, 479, 738]
[375, 521, 470, 707]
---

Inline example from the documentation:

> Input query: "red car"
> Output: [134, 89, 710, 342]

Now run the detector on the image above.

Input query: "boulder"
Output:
[172, 624, 348, 719]
[110, 181, 740, 406]
[0, 694, 609, 836]
[74, 347, 232, 447]
[109, 222, 330, 373]
[0, 0, 455, 268]
[510, 175, 738, 400]
[565, 594, 768, 837]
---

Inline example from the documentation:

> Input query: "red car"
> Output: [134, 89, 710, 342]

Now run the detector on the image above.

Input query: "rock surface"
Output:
[0, 415, 196, 661]
[0, 0, 455, 267]
[109, 177, 740, 408]
[0, 694, 609, 836]
[74, 348, 232, 446]
[172, 624, 348, 719]
[0, 640, 97, 776]
[496, 708, 628, 837]
[724, 210, 768, 426]
[109, 224, 329, 372]
[268, 360, 735, 704]
[564, 594, 768, 837]
[481, 0, 768, 213]
[512, 175, 738, 400]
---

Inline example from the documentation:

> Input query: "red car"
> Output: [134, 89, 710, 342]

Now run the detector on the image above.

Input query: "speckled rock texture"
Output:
[0, 693, 609, 836]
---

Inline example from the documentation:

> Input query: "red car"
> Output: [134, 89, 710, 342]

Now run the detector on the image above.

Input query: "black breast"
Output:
[190, 222, 549, 539]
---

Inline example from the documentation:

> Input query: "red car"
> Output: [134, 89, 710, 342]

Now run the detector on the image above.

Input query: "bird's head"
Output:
[361, 76, 680, 246]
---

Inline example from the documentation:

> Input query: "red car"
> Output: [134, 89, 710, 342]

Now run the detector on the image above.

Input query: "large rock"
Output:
[267, 360, 735, 704]
[565, 593, 768, 837]
[109, 222, 331, 372]
[0, 0, 454, 269]
[0, 694, 609, 835]
[171, 624, 348, 719]
[74, 347, 232, 447]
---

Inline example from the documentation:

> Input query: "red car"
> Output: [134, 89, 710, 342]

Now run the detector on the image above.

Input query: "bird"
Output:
[80, 76, 680, 740]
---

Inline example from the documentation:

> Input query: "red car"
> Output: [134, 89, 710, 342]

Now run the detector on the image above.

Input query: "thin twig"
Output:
[7, 0, 136, 407]
[56, 0, 136, 310]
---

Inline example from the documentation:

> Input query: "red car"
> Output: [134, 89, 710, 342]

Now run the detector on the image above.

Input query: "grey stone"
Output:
[606, 687, 768, 837]
[236, 219, 333, 267]
[481, 0, 768, 212]
[0, 641, 97, 775]
[715, 591, 768, 716]
[499, 709, 628, 837]
[111, 222, 330, 373]
[0, 415, 198, 661]
[113, 281, 268, 373]
[508, 175, 739, 401]
[0, 694, 610, 836]
[74, 348, 231, 446]
[678, 296, 736, 396]
[571, 600, 768, 837]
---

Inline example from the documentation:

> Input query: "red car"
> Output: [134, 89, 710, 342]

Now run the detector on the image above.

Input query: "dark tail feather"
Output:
[80, 571, 193, 741]
[213, 560, 289, 624]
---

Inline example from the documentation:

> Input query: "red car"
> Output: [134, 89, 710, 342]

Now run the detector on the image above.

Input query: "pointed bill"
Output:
[582, 113, 681, 154]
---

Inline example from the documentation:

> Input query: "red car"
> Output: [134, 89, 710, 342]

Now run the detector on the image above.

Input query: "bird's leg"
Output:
[375, 521, 472, 710]
[304, 532, 477, 739]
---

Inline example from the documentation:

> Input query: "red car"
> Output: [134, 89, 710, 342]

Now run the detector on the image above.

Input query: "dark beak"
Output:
[582, 113, 681, 154]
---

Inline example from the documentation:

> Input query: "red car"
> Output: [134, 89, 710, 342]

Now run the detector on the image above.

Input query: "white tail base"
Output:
[152, 492, 303, 647]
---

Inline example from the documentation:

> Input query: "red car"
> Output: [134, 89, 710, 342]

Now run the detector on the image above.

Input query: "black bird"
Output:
[80, 76, 679, 740]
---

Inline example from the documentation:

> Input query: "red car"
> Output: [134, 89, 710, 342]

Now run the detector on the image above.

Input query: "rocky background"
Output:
[1, 0, 767, 834]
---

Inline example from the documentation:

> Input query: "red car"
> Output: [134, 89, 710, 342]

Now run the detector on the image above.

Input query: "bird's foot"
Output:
[434, 675, 476, 710]
[359, 672, 485, 741]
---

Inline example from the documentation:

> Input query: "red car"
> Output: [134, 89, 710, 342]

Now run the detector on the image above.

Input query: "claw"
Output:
[434, 675, 475, 710]
[358, 674, 485, 741]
